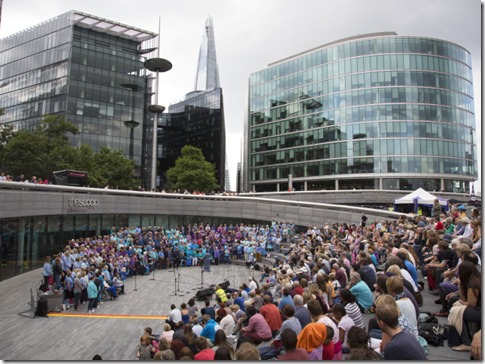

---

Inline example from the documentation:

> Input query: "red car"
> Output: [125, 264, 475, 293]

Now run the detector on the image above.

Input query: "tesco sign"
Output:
[67, 196, 100, 211]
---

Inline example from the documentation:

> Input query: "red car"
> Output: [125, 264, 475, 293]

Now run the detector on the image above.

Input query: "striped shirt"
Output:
[344, 302, 365, 328]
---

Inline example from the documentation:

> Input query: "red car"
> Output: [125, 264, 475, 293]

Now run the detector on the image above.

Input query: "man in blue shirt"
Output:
[349, 272, 373, 312]
[200, 314, 217, 343]
[278, 288, 295, 310]
[396, 251, 418, 285]
[233, 291, 246, 312]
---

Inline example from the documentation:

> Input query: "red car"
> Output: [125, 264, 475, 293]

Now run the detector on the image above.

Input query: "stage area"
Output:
[0, 263, 253, 360]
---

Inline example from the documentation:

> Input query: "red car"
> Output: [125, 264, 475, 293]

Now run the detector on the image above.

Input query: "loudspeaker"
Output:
[39, 293, 63, 312]
[195, 287, 214, 301]
[218, 280, 230, 291]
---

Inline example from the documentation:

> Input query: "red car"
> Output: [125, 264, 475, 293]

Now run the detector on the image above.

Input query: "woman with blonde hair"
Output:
[386, 264, 420, 314]
[309, 282, 328, 313]
[160, 323, 174, 343]
[386, 276, 418, 332]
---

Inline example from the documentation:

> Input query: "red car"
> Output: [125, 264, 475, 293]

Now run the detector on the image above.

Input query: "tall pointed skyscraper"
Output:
[157, 16, 226, 191]
[194, 16, 220, 91]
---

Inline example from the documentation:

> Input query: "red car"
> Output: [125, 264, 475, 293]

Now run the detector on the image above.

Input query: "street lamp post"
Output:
[121, 83, 141, 161]
[143, 17, 172, 191]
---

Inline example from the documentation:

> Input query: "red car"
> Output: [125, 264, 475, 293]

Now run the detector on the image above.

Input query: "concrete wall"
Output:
[240, 189, 472, 205]
[0, 182, 408, 226]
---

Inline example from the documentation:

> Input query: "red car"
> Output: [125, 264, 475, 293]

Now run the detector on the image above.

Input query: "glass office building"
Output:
[0, 11, 158, 182]
[245, 32, 477, 193]
[159, 88, 226, 189]
[158, 16, 226, 190]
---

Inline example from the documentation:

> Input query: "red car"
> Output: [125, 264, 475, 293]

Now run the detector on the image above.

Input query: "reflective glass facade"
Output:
[159, 88, 226, 190]
[0, 11, 157, 181]
[194, 16, 220, 91]
[246, 33, 477, 193]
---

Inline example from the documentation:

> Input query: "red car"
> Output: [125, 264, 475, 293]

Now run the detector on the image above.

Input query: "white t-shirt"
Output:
[317, 316, 339, 343]
[396, 298, 418, 332]
[169, 308, 182, 324]
[338, 314, 355, 346]
[249, 280, 257, 292]
[400, 268, 418, 292]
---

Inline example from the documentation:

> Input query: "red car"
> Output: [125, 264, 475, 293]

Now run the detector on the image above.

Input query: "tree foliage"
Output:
[0, 114, 137, 189]
[166, 145, 219, 193]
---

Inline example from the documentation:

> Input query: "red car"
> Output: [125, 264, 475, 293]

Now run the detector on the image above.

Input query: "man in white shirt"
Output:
[453, 217, 473, 239]
[167, 303, 182, 330]
[248, 277, 258, 292]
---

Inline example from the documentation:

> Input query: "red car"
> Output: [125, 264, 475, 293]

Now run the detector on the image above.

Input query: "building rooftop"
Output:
[268, 31, 398, 66]
[71, 11, 157, 42]
[1, 10, 157, 43]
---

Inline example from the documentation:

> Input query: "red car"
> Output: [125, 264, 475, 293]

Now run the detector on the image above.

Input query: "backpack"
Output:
[418, 312, 438, 324]
[418, 322, 448, 346]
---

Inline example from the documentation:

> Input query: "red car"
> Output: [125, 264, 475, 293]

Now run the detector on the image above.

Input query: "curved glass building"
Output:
[245, 32, 477, 193]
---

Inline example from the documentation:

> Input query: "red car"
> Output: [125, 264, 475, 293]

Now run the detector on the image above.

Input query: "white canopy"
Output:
[394, 188, 448, 206]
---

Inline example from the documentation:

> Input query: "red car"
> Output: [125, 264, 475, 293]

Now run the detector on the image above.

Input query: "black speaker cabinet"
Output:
[195, 287, 214, 301]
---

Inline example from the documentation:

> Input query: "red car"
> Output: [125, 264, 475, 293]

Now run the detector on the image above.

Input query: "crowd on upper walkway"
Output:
[0, 173, 49, 184]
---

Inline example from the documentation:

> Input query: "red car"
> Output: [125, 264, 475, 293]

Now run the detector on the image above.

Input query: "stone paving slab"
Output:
[0, 263, 255, 360]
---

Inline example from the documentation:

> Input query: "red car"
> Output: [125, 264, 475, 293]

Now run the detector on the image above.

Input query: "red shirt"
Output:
[278, 348, 309, 360]
[259, 303, 282, 331]
[194, 348, 215, 360]
[322, 341, 335, 360]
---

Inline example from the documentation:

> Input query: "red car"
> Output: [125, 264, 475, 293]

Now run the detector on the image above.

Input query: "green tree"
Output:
[87, 146, 137, 189]
[0, 114, 138, 189]
[0, 123, 16, 158]
[1, 115, 78, 178]
[166, 145, 219, 193]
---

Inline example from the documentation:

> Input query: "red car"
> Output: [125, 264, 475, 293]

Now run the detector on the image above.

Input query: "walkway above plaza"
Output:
[0, 181, 410, 227]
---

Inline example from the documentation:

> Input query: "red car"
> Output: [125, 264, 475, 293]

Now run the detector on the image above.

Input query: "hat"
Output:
[460, 217, 470, 224]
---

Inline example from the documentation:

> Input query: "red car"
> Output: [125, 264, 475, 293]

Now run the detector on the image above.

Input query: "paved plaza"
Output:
[0, 262, 472, 361]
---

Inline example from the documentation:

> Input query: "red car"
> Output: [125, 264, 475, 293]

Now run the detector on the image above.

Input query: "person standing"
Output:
[360, 213, 368, 228]
[73, 273, 83, 310]
[87, 275, 98, 313]
[41, 256, 53, 292]
[53, 256, 63, 291]
[432, 199, 442, 219]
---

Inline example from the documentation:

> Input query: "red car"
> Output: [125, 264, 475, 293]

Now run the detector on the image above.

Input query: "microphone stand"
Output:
[150, 259, 156, 281]
[177, 267, 181, 293]
[170, 267, 178, 296]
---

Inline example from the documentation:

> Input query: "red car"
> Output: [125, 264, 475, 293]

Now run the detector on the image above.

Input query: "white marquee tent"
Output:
[394, 188, 448, 212]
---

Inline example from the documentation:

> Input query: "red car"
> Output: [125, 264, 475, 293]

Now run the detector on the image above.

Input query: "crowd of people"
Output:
[40, 202, 481, 360]
[40, 221, 295, 311]
[0, 173, 50, 184]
